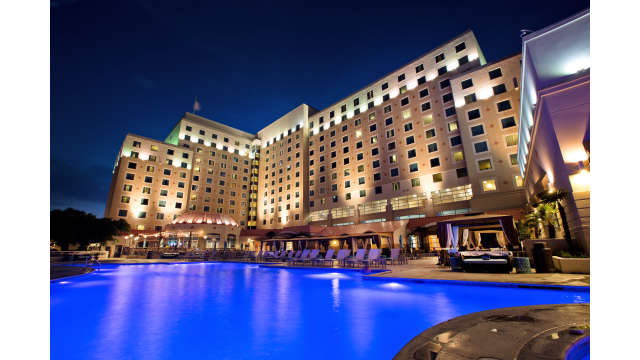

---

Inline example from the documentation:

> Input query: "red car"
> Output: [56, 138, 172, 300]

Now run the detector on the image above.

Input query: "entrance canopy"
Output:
[436, 214, 518, 248]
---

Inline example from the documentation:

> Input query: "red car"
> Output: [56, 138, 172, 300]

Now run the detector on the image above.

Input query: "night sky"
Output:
[51, 0, 589, 217]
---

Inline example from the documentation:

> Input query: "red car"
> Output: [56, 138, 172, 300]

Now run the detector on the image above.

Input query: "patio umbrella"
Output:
[462, 228, 469, 248]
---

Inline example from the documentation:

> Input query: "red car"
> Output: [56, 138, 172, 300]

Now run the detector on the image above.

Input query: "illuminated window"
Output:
[146, 165, 154, 172]
[505, 134, 518, 147]
[514, 175, 524, 187]
[123, 184, 132, 191]
[159, 200, 166, 207]
[426, 129, 436, 139]
[389, 154, 397, 164]
[510, 154, 519, 166]
[453, 151, 464, 161]
[464, 93, 476, 104]
[482, 179, 497, 192]
[423, 115, 433, 125]
[411, 178, 420, 187]
[120, 196, 130, 203]
[448, 121, 458, 132]
[402, 110, 411, 119]
[142, 187, 151, 194]
[478, 159, 493, 171]
[392, 182, 400, 191]
[432, 173, 443, 182]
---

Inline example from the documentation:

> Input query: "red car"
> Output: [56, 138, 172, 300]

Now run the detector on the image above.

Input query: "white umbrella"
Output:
[446, 223, 453, 248]
[452, 226, 460, 250]
[462, 229, 469, 248]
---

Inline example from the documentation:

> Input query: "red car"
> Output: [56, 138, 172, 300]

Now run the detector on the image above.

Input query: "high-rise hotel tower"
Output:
[105, 30, 526, 236]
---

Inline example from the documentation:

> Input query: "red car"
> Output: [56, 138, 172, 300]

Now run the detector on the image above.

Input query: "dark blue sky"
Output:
[51, 0, 589, 217]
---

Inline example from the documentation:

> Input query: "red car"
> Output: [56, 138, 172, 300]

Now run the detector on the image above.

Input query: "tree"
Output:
[50, 208, 130, 251]
[535, 189, 575, 250]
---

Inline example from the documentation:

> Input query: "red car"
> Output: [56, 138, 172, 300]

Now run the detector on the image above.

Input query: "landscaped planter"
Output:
[552, 256, 590, 274]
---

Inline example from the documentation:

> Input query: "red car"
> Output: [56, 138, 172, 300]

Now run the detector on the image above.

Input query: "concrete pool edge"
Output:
[392, 303, 590, 360]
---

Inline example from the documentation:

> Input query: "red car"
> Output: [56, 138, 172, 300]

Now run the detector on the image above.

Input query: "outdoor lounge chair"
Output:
[360, 248, 383, 268]
[303, 249, 320, 265]
[286, 250, 302, 264]
[292, 249, 311, 264]
[344, 249, 367, 268]
[387, 248, 407, 265]
[312, 249, 335, 266]
[459, 250, 513, 273]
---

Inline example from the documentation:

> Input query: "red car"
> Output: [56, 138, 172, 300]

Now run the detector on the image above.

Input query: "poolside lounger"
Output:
[361, 248, 382, 268]
[303, 249, 320, 265]
[459, 250, 513, 273]
[286, 250, 302, 264]
[388, 248, 407, 265]
[292, 249, 311, 265]
[312, 249, 335, 266]
[344, 249, 367, 268]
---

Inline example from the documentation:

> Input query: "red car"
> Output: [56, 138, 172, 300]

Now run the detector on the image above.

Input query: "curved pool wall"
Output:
[51, 263, 589, 360]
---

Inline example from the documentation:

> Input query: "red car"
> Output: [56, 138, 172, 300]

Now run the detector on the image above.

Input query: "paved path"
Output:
[373, 258, 590, 287]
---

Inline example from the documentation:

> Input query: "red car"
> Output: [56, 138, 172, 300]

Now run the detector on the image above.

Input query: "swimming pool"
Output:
[51, 263, 589, 360]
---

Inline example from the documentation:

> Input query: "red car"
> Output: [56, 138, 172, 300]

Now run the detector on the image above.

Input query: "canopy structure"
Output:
[436, 214, 518, 249]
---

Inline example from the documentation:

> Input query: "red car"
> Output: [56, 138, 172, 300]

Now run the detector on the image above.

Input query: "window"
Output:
[432, 173, 443, 182]
[358, 177, 365, 184]
[478, 159, 493, 171]
[137, 211, 147, 219]
[383, 94, 390, 102]
[514, 175, 524, 187]
[371, 148, 379, 156]
[493, 83, 507, 95]
[448, 121, 458, 132]
[118, 210, 127, 217]
[409, 163, 419, 172]
[390, 168, 399, 177]
[456, 167, 468, 178]
[419, 88, 429, 98]
[435, 53, 445, 63]
[402, 110, 411, 119]
[429, 158, 440, 167]
[482, 179, 497, 192]
[158, 200, 166, 208]
[427, 143, 438, 153]
[461, 78, 473, 89]
[510, 153, 519, 166]
[505, 134, 518, 146]
[127, 162, 137, 169]
[389, 154, 397, 163]
[132, 141, 141, 148]
[438, 66, 447, 75]
[144, 176, 153, 183]
[398, 73, 405, 82]
[421, 102, 431, 111]
[453, 151, 464, 161]
[455, 42, 466, 52]
[125, 173, 135, 180]
[367, 90, 374, 99]
[401, 97, 409, 106]
[175, 202, 182, 209]
[464, 93, 476, 104]
[442, 93, 453, 103]
[440, 79, 450, 89]
[417, 76, 426, 85]
[375, 186, 383, 194]
[373, 173, 381, 181]
[501, 116, 517, 129]
[405, 136, 415, 145]
[415, 64, 424, 73]
[471, 124, 485, 136]
[360, 190, 366, 197]
[468, 109, 481, 120]
[382, 82, 388, 90]
[142, 187, 151, 194]
[384, 105, 392, 113]
[458, 56, 469, 66]
[488, 68, 503, 79]
[120, 196, 130, 203]
[388, 141, 396, 150]
[425, 129, 436, 138]
[474, 141, 489, 153]
[408, 149, 417, 157]
[423, 115, 433, 125]
[369, 124, 377, 132]
[411, 178, 421, 187]
[146, 165, 154, 172]
[450, 135, 462, 146]
[404, 122, 413, 132]
[445, 107, 456, 117]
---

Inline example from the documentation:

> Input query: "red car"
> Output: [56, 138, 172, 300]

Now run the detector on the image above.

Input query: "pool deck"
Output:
[84, 257, 591, 287]
[50, 265, 94, 280]
[370, 259, 590, 287]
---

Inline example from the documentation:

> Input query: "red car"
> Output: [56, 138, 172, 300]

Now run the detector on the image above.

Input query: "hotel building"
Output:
[517, 10, 590, 254]
[104, 29, 529, 247]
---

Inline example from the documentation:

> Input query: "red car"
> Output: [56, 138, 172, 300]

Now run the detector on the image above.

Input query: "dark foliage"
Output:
[50, 208, 130, 250]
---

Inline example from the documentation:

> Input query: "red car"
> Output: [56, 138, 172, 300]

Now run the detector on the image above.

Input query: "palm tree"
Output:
[535, 203, 558, 239]
[535, 189, 572, 247]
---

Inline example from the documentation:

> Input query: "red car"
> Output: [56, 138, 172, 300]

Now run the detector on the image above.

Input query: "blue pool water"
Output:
[51, 263, 589, 360]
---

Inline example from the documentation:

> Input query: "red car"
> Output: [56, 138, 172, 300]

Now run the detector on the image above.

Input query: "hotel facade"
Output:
[104, 30, 530, 248]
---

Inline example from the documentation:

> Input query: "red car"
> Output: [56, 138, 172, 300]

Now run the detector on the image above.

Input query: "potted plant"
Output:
[552, 251, 590, 274]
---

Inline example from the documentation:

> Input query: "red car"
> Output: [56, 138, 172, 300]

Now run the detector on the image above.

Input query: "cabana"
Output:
[436, 214, 518, 272]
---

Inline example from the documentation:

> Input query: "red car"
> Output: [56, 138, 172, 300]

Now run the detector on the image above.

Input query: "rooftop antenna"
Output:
[520, 29, 533, 38]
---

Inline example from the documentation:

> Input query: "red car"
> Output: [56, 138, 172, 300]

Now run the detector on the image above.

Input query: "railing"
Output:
[50, 251, 109, 263]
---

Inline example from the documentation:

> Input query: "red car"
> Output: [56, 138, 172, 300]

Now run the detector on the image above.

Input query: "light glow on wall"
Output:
[447, 62, 459, 71]
[407, 79, 418, 90]
[569, 169, 590, 192]
[179, 133, 185, 140]
[216, 143, 224, 150]
[347, 110, 354, 119]
[454, 98, 465, 108]
[468, 52, 478, 61]
[564, 56, 590, 75]
[477, 87, 493, 100]
[204, 141, 211, 146]
[191, 136, 198, 143]
[359, 105, 367, 113]
[389, 88, 399, 99]
[427, 73, 437, 81]
[564, 149, 589, 163]
[374, 97, 383, 106]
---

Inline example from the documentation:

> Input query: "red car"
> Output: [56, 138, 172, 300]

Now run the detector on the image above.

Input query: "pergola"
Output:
[435, 214, 519, 250]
